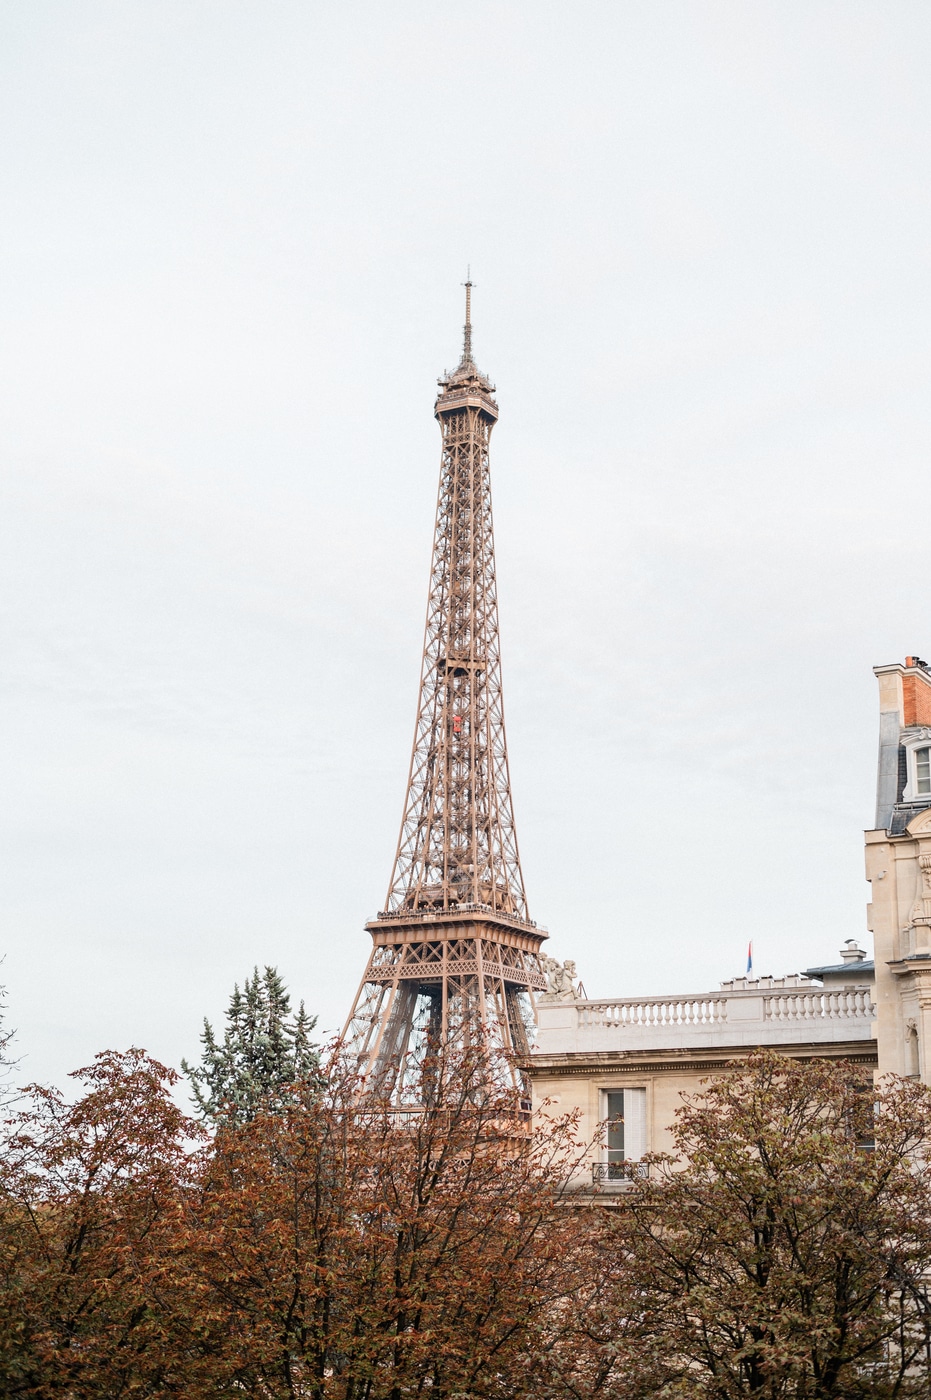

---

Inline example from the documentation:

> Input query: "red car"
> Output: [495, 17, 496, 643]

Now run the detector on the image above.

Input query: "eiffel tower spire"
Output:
[342, 284, 547, 1101]
[462, 268, 473, 363]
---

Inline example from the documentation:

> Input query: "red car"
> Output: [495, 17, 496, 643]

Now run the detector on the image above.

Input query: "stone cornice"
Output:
[526, 1041, 878, 1076]
[888, 956, 931, 979]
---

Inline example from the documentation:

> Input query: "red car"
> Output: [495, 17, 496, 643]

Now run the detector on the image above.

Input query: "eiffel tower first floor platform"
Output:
[343, 907, 548, 1100]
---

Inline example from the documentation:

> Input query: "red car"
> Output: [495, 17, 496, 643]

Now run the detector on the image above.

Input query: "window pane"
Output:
[605, 1091, 624, 1161]
[918, 748, 931, 794]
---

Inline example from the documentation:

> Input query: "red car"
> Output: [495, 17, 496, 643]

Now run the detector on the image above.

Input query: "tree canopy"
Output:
[4, 1045, 931, 1398]
[0, 1045, 585, 1399]
[182, 964, 319, 1121]
[577, 1052, 931, 1400]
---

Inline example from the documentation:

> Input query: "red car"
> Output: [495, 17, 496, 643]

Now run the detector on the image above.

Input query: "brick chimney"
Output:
[873, 657, 931, 829]
[902, 657, 931, 725]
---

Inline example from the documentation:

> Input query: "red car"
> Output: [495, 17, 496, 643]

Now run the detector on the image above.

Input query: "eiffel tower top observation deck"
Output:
[342, 282, 547, 1098]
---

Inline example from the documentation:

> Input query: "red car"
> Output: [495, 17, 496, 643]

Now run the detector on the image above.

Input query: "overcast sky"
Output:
[2, 2, 930, 1090]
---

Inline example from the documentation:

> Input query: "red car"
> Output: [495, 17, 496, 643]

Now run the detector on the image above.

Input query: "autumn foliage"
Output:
[0, 1050, 198, 1395]
[3, 1049, 931, 1399]
[0, 1047, 585, 1398]
[565, 1055, 931, 1400]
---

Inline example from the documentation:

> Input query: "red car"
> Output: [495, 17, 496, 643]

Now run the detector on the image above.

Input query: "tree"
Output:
[0, 1037, 593, 1399]
[176, 1046, 588, 1399]
[0, 1049, 200, 1397]
[182, 965, 319, 1122]
[582, 1052, 931, 1400]
[0, 967, 20, 1103]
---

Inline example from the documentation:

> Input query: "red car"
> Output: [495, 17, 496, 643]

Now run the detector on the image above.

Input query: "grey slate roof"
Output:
[804, 961, 874, 979]
[889, 801, 931, 835]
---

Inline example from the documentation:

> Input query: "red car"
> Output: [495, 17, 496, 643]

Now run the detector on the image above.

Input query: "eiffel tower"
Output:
[342, 281, 547, 1101]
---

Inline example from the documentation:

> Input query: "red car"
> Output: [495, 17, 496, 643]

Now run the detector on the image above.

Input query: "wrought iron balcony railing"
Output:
[592, 1160, 648, 1185]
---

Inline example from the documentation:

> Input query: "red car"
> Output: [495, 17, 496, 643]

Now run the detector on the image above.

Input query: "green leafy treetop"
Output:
[182, 966, 320, 1122]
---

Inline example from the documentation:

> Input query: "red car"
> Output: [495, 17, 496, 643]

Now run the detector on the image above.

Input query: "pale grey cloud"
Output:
[2, 1, 930, 1087]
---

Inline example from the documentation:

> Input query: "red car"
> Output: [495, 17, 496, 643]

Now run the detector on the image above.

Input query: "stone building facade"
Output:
[867, 656, 931, 1082]
[529, 656, 931, 1192]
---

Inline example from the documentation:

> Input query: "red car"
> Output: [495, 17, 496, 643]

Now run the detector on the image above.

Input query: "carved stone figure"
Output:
[540, 956, 578, 1000]
[540, 956, 559, 997]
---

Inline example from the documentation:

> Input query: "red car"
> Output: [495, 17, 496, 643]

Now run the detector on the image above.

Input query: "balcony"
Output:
[591, 1160, 648, 1188]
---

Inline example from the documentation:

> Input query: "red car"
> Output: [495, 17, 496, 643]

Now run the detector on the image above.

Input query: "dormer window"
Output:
[918, 747, 931, 795]
[899, 732, 931, 803]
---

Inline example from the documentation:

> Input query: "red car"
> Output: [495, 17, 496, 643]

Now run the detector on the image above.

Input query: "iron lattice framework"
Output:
[343, 283, 547, 1101]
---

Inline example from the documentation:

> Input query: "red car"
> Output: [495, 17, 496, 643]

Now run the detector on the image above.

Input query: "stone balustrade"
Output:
[763, 988, 873, 1020]
[579, 998, 729, 1028]
[535, 981, 876, 1055]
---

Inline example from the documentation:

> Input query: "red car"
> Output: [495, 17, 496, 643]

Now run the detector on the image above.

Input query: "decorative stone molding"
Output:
[909, 807, 931, 836]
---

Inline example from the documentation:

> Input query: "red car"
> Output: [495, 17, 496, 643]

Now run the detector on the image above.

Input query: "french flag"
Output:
[746, 941, 753, 976]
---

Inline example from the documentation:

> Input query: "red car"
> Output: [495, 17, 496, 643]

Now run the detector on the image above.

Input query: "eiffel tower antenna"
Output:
[462, 267, 473, 362]
[342, 284, 547, 1102]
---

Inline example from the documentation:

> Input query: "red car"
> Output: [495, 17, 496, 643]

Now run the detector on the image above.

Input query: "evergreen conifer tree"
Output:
[182, 966, 320, 1122]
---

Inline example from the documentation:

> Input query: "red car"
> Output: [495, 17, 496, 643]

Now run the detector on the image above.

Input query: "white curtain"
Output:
[622, 1087, 647, 1159]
